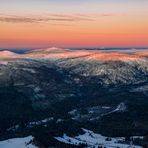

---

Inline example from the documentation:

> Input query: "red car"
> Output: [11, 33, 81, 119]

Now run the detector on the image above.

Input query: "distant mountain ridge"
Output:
[26, 47, 148, 61]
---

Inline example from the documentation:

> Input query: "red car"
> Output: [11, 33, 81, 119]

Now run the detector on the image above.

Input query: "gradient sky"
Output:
[0, 0, 148, 48]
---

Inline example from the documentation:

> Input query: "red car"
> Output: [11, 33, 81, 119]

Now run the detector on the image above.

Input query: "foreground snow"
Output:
[55, 129, 142, 148]
[0, 129, 143, 148]
[0, 136, 36, 148]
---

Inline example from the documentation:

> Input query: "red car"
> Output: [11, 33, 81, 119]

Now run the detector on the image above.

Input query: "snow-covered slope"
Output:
[0, 51, 18, 57]
[26, 48, 146, 62]
[55, 129, 142, 148]
[135, 50, 148, 58]
[0, 50, 19, 64]
[0, 136, 36, 148]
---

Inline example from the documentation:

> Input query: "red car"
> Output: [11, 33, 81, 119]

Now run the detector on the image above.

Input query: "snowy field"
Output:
[55, 129, 142, 148]
[0, 129, 143, 148]
[0, 136, 36, 148]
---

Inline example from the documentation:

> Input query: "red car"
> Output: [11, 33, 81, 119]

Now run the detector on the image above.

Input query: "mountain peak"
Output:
[0, 50, 17, 57]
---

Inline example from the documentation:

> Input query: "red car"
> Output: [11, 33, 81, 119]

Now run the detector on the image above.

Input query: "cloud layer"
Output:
[0, 13, 117, 24]
[0, 14, 95, 23]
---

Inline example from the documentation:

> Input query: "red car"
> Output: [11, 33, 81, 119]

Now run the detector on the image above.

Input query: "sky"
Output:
[0, 0, 148, 49]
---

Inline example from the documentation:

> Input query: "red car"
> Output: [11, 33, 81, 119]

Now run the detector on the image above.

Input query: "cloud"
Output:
[0, 13, 94, 24]
[0, 12, 120, 25]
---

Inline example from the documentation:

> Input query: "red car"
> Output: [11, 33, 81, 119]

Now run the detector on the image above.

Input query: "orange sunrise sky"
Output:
[0, 0, 148, 48]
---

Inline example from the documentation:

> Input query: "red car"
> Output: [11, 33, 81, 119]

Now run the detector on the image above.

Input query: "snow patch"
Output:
[7, 117, 54, 131]
[0, 61, 8, 65]
[56, 119, 64, 124]
[27, 117, 54, 127]
[0, 136, 36, 148]
[102, 102, 127, 117]
[21, 68, 36, 74]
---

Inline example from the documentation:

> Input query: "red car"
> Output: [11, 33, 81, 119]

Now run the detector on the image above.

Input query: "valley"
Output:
[0, 48, 148, 147]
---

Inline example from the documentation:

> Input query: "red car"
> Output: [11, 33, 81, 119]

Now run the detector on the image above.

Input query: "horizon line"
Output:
[0, 46, 148, 50]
